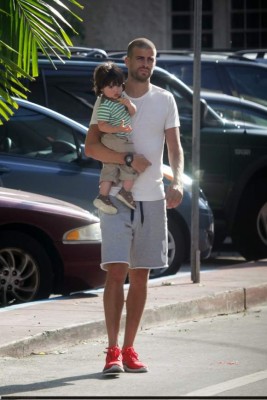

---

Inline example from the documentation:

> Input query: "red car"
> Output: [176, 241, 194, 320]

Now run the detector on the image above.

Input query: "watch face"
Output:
[125, 154, 133, 166]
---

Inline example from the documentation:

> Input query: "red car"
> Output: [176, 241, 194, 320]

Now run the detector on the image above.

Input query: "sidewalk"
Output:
[1, 260, 267, 358]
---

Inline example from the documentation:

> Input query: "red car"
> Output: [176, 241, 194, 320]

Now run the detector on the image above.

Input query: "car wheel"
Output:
[0, 231, 54, 307]
[232, 179, 267, 260]
[150, 214, 186, 279]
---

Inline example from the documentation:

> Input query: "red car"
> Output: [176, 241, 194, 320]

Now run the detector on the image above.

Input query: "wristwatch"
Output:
[124, 153, 134, 167]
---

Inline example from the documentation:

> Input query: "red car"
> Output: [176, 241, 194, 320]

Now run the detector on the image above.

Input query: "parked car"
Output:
[39, 46, 109, 59]
[0, 98, 214, 278]
[201, 91, 267, 127]
[0, 187, 105, 307]
[153, 55, 267, 107]
[17, 57, 267, 260]
[234, 49, 267, 65]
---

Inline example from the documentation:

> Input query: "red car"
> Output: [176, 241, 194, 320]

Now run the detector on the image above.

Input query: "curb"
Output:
[1, 283, 267, 358]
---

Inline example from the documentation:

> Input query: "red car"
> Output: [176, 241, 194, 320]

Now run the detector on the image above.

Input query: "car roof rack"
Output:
[234, 49, 267, 60]
[38, 47, 108, 60]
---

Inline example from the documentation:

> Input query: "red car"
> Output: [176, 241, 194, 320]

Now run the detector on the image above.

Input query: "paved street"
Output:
[1, 303, 267, 398]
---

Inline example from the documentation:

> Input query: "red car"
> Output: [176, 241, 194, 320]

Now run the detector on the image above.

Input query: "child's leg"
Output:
[94, 181, 117, 214]
[99, 181, 113, 196]
[116, 180, 136, 210]
[122, 179, 134, 192]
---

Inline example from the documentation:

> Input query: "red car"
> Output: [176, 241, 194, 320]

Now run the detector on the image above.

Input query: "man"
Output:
[85, 38, 184, 374]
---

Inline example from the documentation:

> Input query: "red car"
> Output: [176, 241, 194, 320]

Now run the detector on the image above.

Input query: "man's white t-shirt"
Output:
[90, 84, 180, 201]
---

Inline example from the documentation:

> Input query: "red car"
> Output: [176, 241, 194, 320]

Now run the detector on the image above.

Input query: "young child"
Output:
[92, 62, 138, 214]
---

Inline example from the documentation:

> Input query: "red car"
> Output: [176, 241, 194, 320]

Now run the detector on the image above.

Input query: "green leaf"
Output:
[0, 0, 83, 123]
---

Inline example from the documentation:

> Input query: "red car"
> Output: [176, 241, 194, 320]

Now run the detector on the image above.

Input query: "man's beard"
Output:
[129, 69, 152, 82]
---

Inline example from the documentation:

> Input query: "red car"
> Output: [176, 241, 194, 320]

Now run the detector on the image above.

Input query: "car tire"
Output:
[150, 213, 186, 279]
[0, 231, 54, 307]
[232, 179, 267, 260]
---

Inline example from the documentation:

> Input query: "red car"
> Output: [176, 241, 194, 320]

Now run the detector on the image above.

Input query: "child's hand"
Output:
[118, 98, 137, 116]
[119, 119, 132, 133]
[119, 98, 134, 109]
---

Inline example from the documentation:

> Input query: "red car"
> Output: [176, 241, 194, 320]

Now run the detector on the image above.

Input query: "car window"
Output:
[211, 101, 267, 127]
[224, 65, 267, 106]
[28, 71, 96, 126]
[157, 61, 223, 93]
[201, 64, 223, 93]
[0, 106, 79, 162]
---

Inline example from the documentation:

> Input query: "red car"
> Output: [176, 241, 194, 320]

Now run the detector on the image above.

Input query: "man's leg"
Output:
[121, 268, 150, 373]
[103, 263, 128, 347]
[123, 268, 150, 348]
[102, 262, 128, 374]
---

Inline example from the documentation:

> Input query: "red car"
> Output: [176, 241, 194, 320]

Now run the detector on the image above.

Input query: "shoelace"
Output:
[123, 347, 139, 360]
[107, 346, 121, 359]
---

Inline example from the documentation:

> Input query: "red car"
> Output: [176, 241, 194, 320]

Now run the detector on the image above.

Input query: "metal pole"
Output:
[191, 0, 202, 283]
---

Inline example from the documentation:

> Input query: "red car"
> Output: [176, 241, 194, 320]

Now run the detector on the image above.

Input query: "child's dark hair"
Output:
[93, 62, 125, 96]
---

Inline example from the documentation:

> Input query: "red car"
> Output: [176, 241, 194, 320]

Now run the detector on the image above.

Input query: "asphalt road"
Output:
[1, 300, 266, 398]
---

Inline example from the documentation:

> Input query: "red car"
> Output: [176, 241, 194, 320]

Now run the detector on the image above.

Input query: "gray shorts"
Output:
[99, 197, 168, 271]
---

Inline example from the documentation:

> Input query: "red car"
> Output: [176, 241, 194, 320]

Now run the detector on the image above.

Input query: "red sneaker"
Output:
[122, 347, 148, 373]
[103, 346, 124, 375]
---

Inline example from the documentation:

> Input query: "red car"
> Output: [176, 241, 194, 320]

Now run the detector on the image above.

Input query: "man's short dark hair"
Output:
[127, 38, 157, 58]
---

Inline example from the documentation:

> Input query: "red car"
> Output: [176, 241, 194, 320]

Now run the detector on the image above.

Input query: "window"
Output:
[0, 106, 79, 162]
[27, 69, 96, 126]
[224, 65, 267, 106]
[171, 0, 213, 49]
[231, 0, 267, 48]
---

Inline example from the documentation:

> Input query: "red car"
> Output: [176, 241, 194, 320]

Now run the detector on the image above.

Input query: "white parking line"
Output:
[185, 369, 267, 396]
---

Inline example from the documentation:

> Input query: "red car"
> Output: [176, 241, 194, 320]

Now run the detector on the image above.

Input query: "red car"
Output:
[0, 187, 105, 307]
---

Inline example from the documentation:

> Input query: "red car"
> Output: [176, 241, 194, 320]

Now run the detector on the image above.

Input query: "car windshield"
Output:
[224, 64, 267, 107]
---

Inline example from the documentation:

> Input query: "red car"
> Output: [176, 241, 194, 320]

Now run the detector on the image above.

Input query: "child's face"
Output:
[102, 84, 123, 100]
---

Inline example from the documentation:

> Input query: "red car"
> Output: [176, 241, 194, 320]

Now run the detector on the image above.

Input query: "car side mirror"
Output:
[79, 143, 87, 161]
[78, 144, 102, 168]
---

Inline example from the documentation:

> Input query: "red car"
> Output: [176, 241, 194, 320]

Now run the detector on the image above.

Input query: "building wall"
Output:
[73, 0, 266, 52]
[213, 0, 231, 49]
[74, 0, 171, 50]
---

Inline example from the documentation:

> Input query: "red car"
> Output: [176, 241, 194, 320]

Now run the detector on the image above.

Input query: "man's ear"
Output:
[124, 56, 129, 67]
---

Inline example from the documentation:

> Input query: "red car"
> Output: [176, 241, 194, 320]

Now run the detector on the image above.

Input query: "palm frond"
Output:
[0, 0, 83, 123]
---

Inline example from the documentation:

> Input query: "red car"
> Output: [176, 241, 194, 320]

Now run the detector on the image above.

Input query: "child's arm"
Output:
[119, 98, 137, 116]
[98, 120, 132, 134]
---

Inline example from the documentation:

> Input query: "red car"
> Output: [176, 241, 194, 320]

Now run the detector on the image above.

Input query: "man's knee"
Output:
[128, 268, 150, 286]
[105, 262, 129, 284]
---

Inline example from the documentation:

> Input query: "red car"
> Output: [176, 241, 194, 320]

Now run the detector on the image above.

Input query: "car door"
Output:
[0, 104, 101, 215]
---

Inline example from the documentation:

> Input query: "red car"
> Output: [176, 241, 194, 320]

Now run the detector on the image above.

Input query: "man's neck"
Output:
[125, 79, 150, 98]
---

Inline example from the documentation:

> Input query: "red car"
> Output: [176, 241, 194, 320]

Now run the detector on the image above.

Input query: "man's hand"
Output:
[165, 183, 183, 209]
[131, 154, 152, 173]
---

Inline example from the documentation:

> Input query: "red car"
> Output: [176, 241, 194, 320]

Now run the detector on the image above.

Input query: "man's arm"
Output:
[165, 126, 184, 209]
[85, 124, 151, 173]
[98, 120, 132, 134]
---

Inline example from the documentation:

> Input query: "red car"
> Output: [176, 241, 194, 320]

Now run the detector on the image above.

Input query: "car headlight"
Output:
[63, 222, 102, 244]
